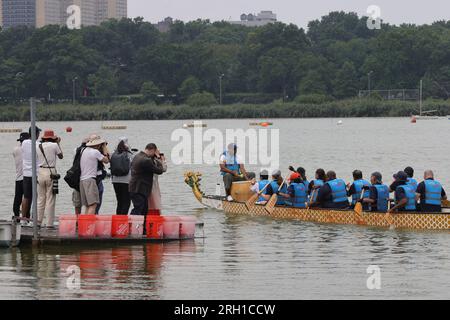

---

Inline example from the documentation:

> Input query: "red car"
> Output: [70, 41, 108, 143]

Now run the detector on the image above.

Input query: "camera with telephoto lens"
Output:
[50, 173, 60, 195]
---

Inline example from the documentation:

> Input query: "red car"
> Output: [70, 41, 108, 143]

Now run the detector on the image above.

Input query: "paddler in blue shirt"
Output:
[404, 166, 418, 191]
[316, 171, 349, 209]
[347, 170, 371, 210]
[263, 170, 290, 205]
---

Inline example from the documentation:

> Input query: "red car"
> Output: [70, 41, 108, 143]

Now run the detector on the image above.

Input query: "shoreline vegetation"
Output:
[1, 98, 450, 121]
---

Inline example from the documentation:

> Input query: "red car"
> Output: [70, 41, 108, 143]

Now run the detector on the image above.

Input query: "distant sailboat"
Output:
[412, 80, 439, 120]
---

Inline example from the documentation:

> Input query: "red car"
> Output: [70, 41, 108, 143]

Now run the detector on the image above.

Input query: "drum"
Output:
[231, 181, 253, 202]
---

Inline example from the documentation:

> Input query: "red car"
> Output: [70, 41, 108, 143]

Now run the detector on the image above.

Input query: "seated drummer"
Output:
[416, 170, 447, 213]
[361, 172, 389, 212]
[316, 171, 349, 209]
[388, 171, 417, 213]
[219, 143, 249, 202]
[263, 170, 290, 205]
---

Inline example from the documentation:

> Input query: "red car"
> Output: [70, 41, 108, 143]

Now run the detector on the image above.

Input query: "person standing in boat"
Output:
[388, 171, 417, 213]
[361, 172, 389, 212]
[219, 143, 249, 202]
[316, 171, 349, 209]
[12, 132, 29, 220]
[263, 170, 290, 205]
[415, 170, 447, 213]
[79, 137, 110, 215]
[129, 143, 164, 216]
[288, 172, 308, 208]
[308, 168, 326, 205]
[148, 148, 167, 213]
[36, 130, 64, 227]
[347, 170, 371, 210]
[110, 137, 134, 215]
[404, 166, 418, 191]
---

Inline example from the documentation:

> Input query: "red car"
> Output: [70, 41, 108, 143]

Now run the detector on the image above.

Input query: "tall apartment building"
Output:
[1, 0, 37, 28]
[1, 0, 127, 28]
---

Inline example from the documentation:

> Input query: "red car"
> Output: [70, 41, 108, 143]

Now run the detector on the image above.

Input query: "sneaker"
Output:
[227, 195, 234, 202]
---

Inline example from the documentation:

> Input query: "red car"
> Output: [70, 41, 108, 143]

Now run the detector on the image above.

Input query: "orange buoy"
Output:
[66, 126, 73, 133]
[260, 122, 269, 127]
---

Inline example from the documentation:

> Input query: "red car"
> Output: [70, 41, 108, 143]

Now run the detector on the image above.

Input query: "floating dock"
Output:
[0, 128, 22, 133]
[20, 222, 204, 246]
[101, 124, 127, 130]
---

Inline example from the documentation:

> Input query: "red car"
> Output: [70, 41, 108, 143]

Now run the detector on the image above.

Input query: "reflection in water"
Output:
[0, 242, 199, 300]
[0, 119, 450, 299]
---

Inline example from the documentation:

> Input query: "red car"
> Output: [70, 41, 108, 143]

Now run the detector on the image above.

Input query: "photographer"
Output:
[37, 130, 63, 228]
[80, 136, 110, 215]
[148, 148, 167, 213]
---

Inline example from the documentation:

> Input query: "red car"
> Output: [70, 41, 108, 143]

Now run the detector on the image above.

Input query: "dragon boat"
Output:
[184, 171, 450, 231]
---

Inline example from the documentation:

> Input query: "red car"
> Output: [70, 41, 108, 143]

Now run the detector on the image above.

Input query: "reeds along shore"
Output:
[1, 99, 450, 121]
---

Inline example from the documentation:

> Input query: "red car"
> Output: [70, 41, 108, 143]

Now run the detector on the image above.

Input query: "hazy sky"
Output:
[128, 0, 450, 28]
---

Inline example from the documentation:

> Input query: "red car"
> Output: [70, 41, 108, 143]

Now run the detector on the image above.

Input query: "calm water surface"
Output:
[0, 118, 449, 299]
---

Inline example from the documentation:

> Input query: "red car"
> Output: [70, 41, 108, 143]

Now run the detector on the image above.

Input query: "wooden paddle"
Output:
[264, 175, 289, 215]
[245, 182, 271, 211]
[385, 198, 394, 226]
[354, 188, 366, 217]
[306, 189, 317, 209]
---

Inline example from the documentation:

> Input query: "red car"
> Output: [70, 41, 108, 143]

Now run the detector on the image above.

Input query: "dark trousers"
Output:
[95, 180, 104, 215]
[13, 180, 24, 217]
[130, 192, 148, 216]
[113, 183, 131, 215]
[222, 173, 246, 195]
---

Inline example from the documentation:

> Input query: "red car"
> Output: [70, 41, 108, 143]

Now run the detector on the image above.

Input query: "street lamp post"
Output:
[219, 74, 225, 105]
[72, 76, 78, 105]
[368, 71, 373, 97]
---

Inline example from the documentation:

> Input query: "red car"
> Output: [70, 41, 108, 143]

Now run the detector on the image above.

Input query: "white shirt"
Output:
[80, 147, 105, 181]
[250, 182, 259, 194]
[37, 142, 62, 168]
[13, 146, 23, 181]
[219, 154, 243, 165]
[21, 140, 39, 178]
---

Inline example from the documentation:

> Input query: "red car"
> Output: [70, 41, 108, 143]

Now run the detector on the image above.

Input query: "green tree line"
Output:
[1, 11, 450, 104]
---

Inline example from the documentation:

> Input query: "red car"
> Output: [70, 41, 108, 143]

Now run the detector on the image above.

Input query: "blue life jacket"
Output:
[291, 182, 308, 208]
[351, 179, 371, 205]
[406, 178, 418, 191]
[311, 179, 324, 202]
[258, 180, 270, 202]
[373, 184, 389, 212]
[270, 180, 287, 205]
[327, 179, 348, 203]
[302, 179, 309, 189]
[424, 180, 442, 206]
[396, 185, 416, 211]
[220, 151, 240, 176]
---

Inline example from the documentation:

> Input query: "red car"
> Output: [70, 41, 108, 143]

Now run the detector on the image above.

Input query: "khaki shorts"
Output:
[72, 190, 81, 208]
[80, 178, 99, 207]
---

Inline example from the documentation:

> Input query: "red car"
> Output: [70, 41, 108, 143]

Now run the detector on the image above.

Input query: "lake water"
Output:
[0, 118, 449, 299]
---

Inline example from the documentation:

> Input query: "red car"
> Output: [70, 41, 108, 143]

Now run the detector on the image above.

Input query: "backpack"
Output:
[64, 146, 85, 191]
[110, 151, 131, 177]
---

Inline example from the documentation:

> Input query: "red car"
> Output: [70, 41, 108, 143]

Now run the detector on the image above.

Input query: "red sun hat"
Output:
[42, 130, 57, 140]
[289, 172, 301, 181]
